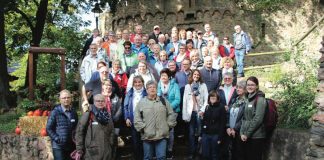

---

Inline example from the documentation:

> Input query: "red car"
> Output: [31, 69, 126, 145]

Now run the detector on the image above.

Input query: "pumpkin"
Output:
[15, 126, 21, 135]
[40, 128, 47, 136]
[27, 111, 34, 116]
[33, 109, 41, 116]
[42, 111, 48, 116]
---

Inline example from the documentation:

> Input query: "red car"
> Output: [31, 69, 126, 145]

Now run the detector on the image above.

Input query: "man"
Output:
[107, 31, 118, 63]
[132, 34, 149, 58]
[149, 25, 162, 43]
[134, 80, 177, 160]
[158, 34, 167, 50]
[218, 72, 238, 160]
[166, 33, 181, 60]
[47, 90, 78, 160]
[200, 56, 222, 92]
[82, 66, 120, 107]
[81, 29, 100, 58]
[203, 24, 216, 42]
[233, 25, 252, 77]
[148, 44, 160, 66]
[193, 30, 207, 58]
[130, 25, 143, 43]
[129, 52, 159, 81]
[116, 29, 130, 59]
[119, 41, 139, 75]
[219, 36, 235, 59]
[80, 43, 108, 83]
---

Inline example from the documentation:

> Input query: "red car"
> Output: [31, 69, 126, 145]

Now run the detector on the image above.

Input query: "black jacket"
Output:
[202, 103, 226, 140]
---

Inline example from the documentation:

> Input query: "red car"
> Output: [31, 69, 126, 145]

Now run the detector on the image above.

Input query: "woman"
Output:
[179, 29, 187, 44]
[182, 69, 209, 159]
[110, 60, 128, 94]
[211, 46, 222, 70]
[220, 57, 237, 85]
[127, 61, 155, 92]
[167, 60, 178, 78]
[157, 68, 181, 159]
[227, 80, 247, 160]
[155, 50, 169, 75]
[201, 90, 226, 160]
[102, 79, 122, 159]
[174, 44, 190, 68]
[186, 39, 195, 55]
[240, 76, 267, 160]
[190, 49, 204, 70]
[75, 94, 114, 160]
[123, 75, 147, 160]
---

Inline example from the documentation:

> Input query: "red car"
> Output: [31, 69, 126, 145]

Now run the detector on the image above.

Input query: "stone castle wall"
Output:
[100, 0, 323, 54]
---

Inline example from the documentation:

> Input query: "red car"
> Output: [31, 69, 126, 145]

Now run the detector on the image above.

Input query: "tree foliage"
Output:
[235, 0, 295, 11]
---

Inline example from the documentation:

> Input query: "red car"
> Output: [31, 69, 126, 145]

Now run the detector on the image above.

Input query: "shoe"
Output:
[187, 154, 194, 160]
[167, 151, 173, 159]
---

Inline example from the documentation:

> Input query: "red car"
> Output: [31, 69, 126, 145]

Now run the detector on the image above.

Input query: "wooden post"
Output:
[60, 55, 65, 90]
[28, 52, 34, 99]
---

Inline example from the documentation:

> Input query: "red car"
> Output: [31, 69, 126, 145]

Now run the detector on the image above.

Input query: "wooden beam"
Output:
[29, 47, 66, 55]
[60, 55, 66, 90]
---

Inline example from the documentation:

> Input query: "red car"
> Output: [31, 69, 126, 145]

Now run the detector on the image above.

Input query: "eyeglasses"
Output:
[95, 100, 105, 103]
[224, 78, 232, 80]
[60, 97, 71, 99]
[100, 71, 108, 74]
[125, 47, 131, 50]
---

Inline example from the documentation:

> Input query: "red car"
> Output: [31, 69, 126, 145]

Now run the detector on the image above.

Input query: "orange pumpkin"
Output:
[40, 128, 47, 136]
[27, 111, 34, 116]
[15, 126, 21, 135]
[42, 111, 48, 116]
[33, 109, 41, 116]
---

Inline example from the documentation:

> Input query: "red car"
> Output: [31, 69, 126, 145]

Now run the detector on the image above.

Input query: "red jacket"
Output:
[219, 45, 235, 59]
[110, 72, 128, 94]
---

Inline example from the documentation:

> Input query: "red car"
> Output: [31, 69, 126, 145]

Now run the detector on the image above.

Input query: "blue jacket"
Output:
[46, 105, 78, 149]
[233, 31, 252, 52]
[157, 79, 181, 112]
[123, 88, 147, 123]
[131, 43, 149, 60]
[166, 41, 181, 60]
[175, 71, 191, 89]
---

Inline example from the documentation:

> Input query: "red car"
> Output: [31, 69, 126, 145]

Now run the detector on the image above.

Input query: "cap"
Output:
[108, 31, 115, 36]
[153, 25, 160, 30]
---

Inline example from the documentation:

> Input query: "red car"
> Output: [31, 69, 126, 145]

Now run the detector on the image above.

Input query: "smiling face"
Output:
[112, 61, 121, 71]
[146, 84, 157, 97]
[159, 51, 167, 61]
[168, 61, 177, 72]
[236, 85, 246, 96]
[59, 92, 72, 107]
[102, 81, 112, 93]
[192, 70, 201, 82]
[138, 62, 147, 74]
[133, 78, 144, 90]
[94, 96, 105, 109]
[160, 73, 169, 84]
[246, 80, 257, 94]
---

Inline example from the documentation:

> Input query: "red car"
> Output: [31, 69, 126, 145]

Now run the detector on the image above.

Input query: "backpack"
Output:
[254, 96, 278, 135]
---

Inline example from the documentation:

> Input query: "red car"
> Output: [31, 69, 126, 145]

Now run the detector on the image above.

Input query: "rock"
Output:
[318, 68, 324, 80]
[309, 134, 324, 147]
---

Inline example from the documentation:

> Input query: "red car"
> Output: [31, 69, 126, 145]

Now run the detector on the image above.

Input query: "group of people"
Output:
[46, 23, 270, 160]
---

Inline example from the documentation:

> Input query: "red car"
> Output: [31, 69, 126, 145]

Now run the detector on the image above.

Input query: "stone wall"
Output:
[0, 135, 53, 160]
[0, 128, 311, 160]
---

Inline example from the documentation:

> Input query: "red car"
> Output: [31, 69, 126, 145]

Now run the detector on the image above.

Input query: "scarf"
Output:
[161, 82, 170, 96]
[91, 106, 110, 125]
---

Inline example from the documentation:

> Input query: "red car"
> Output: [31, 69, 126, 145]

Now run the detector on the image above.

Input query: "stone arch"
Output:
[112, 20, 116, 31]
[154, 12, 164, 25]
[223, 10, 235, 37]
[165, 12, 177, 32]
[125, 16, 134, 32]
[196, 10, 203, 20]
[134, 14, 143, 25]
[177, 10, 184, 22]
[203, 10, 211, 21]
[117, 18, 125, 28]
[212, 10, 222, 20]
[144, 13, 154, 32]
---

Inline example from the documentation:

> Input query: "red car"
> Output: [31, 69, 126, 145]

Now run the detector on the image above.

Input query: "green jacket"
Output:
[134, 96, 177, 140]
[240, 91, 267, 139]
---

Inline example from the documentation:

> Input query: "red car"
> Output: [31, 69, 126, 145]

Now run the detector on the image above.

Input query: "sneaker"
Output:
[167, 151, 173, 159]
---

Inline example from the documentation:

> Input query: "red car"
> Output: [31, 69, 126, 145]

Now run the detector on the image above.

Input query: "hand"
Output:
[231, 130, 236, 137]
[75, 150, 83, 160]
[226, 128, 232, 136]
[170, 47, 175, 52]
[224, 105, 229, 111]
[82, 101, 89, 112]
[126, 119, 132, 127]
[198, 111, 204, 118]
[241, 135, 247, 141]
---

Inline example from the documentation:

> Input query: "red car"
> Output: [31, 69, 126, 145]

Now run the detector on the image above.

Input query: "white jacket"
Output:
[127, 69, 155, 92]
[182, 83, 209, 122]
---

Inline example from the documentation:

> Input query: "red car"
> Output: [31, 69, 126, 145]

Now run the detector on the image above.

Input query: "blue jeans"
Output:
[235, 49, 246, 76]
[131, 126, 143, 160]
[201, 134, 220, 160]
[143, 138, 167, 160]
[188, 111, 201, 155]
[52, 148, 73, 160]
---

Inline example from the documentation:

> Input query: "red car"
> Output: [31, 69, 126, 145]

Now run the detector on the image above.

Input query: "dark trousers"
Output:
[201, 133, 220, 160]
[219, 133, 230, 160]
[241, 138, 265, 160]
[131, 126, 143, 160]
[52, 148, 73, 160]
[230, 133, 245, 160]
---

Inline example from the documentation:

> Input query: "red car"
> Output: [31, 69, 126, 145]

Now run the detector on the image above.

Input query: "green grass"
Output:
[0, 112, 22, 134]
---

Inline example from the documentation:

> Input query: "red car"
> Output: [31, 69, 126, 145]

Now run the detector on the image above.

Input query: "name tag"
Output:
[71, 119, 75, 123]
[248, 104, 253, 108]
[92, 122, 99, 125]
